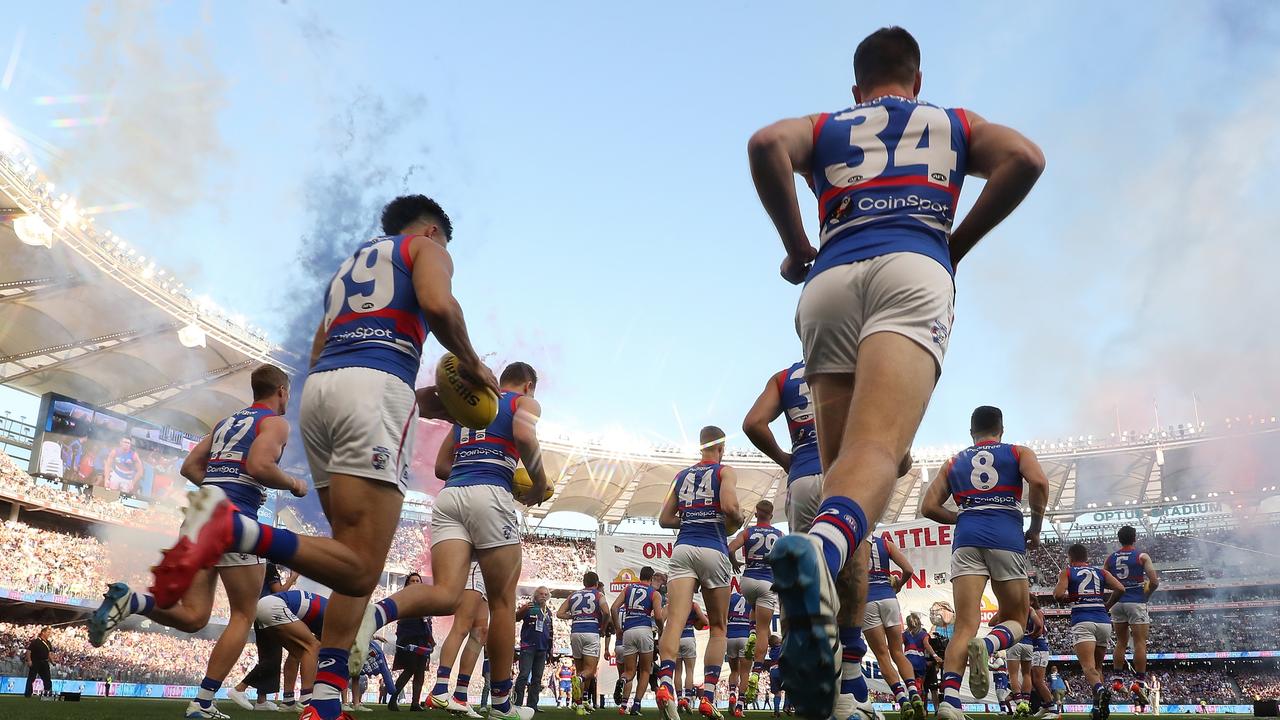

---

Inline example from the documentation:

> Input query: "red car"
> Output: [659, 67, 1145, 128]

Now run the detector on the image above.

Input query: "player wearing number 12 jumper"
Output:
[748, 25, 1044, 720]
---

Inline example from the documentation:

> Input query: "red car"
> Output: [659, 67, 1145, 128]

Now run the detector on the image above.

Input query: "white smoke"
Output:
[52, 1, 228, 215]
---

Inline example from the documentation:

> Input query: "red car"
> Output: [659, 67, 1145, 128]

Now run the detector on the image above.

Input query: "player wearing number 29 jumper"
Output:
[727, 500, 782, 705]
[656, 426, 745, 720]
[920, 406, 1049, 720]
[748, 26, 1044, 720]
[147, 196, 497, 720]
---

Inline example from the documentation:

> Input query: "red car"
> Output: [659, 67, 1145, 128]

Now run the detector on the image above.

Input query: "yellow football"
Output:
[435, 353, 498, 430]
[512, 466, 553, 504]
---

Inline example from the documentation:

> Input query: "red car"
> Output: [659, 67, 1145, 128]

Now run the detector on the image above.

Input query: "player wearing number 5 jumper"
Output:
[920, 406, 1049, 720]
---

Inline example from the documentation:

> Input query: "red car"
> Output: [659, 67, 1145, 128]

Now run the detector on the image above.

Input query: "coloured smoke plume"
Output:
[272, 90, 433, 524]
[55, 1, 228, 216]
[978, 6, 1280, 443]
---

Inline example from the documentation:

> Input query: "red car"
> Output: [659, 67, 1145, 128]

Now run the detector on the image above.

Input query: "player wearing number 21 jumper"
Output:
[920, 406, 1049, 720]
[748, 25, 1044, 720]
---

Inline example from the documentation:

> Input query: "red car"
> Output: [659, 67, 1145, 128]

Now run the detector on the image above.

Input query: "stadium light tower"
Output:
[178, 321, 207, 348]
[13, 213, 53, 247]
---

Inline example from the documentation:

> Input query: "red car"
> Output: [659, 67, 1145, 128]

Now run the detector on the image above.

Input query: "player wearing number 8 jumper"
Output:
[749, 25, 1044, 720]
[919, 406, 1049, 720]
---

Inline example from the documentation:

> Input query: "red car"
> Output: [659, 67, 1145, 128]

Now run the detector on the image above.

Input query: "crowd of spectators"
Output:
[1029, 523, 1280, 589]
[386, 525, 596, 587]
[1054, 666, 1242, 704]
[521, 535, 595, 586]
[0, 519, 233, 621]
[0, 622, 256, 686]
[386, 518, 429, 571]
[1043, 609, 1280, 655]
[0, 451, 180, 530]
[1235, 671, 1280, 700]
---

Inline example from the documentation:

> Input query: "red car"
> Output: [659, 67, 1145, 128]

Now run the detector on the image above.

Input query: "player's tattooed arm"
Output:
[742, 377, 791, 471]
[658, 482, 681, 530]
[719, 466, 745, 534]
[949, 110, 1045, 270]
[693, 602, 709, 630]
[609, 592, 626, 642]
[513, 396, 549, 505]
[1102, 569, 1126, 610]
[308, 320, 326, 369]
[435, 432, 456, 481]
[248, 416, 307, 497]
[1018, 446, 1049, 547]
[748, 115, 821, 285]
[727, 530, 747, 573]
[409, 236, 499, 396]
[1052, 568, 1071, 602]
[920, 464, 958, 525]
[888, 540, 915, 592]
[1141, 553, 1160, 598]
[180, 433, 213, 485]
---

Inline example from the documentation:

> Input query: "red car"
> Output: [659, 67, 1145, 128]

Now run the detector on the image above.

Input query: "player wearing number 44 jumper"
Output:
[748, 25, 1044, 720]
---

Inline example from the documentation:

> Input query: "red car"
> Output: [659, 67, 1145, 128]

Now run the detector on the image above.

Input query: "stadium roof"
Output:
[0, 148, 283, 435]
[525, 422, 1280, 524]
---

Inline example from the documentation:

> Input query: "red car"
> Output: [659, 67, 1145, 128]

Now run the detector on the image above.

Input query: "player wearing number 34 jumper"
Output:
[749, 26, 1044, 720]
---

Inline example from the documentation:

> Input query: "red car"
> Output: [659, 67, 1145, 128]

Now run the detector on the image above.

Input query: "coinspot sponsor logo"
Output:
[858, 194, 950, 214]
[332, 327, 395, 341]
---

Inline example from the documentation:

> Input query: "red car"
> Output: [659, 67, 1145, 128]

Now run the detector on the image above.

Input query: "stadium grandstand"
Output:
[2, 142, 1280, 712]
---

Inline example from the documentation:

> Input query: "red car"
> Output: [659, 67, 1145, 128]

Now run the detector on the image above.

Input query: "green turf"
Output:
[0, 702, 1254, 720]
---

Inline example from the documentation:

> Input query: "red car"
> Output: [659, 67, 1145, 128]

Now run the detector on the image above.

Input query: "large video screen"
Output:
[27, 392, 200, 503]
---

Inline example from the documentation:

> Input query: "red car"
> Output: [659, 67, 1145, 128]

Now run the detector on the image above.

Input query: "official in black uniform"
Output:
[24, 627, 54, 698]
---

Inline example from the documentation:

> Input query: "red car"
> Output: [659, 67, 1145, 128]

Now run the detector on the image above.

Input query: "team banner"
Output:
[596, 524, 1001, 700]
[597, 533, 677, 593]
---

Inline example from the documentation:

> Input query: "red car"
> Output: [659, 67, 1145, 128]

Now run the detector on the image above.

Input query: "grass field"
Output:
[0, 701, 1257, 720]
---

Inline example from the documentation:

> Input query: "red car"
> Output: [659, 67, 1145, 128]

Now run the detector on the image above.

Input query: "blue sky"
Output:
[2, 1, 1279, 453]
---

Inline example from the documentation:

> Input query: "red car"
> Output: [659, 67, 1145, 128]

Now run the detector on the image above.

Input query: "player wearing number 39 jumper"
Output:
[144, 195, 497, 720]
[920, 406, 1049, 720]
[748, 26, 1044, 720]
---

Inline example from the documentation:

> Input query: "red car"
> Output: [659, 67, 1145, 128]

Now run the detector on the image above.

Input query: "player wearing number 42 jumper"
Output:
[920, 406, 1049, 720]
[749, 25, 1044, 720]
[90, 364, 303, 720]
